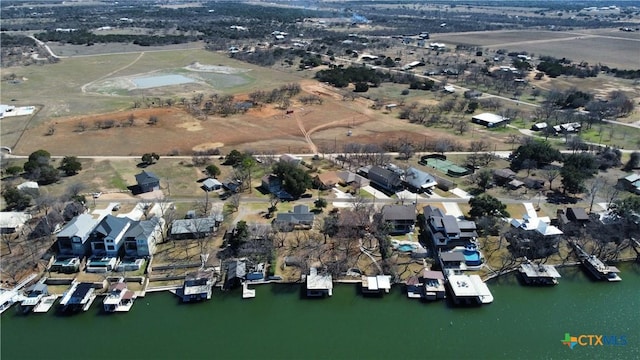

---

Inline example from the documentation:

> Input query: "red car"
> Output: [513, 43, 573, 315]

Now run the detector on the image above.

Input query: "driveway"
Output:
[443, 202, 464, 218]
[362, 185, 390, 200]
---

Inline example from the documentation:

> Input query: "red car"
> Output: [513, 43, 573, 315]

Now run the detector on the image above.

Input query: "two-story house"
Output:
[123, 216, 164, 257]
[89, 215, 132, 257]
[56, 214, 97, 257]
[368, 166, 402, 193]
[378, 205, 416, 234]
[423, 205, 477, 249]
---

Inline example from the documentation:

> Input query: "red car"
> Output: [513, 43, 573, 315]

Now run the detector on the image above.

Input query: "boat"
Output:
[103, 282, 136, 312]
[518, 260, 561, 286]
[20, 283, 49, 313]
[33, 295, 59, 313]
[583, 255, 622, 282]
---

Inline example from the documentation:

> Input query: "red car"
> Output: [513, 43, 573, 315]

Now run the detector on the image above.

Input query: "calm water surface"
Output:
[2, 263, 638, 360]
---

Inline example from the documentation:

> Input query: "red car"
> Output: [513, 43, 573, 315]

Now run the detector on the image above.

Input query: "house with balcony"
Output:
[89, 215, 132, 257]
[378, 205, 416, 234]
[57, 214, 97, 257]
[123, 216, 164, 257]
[423, 205, 477, 249]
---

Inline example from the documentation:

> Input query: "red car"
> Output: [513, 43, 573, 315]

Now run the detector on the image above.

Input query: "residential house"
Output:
[440, 251, 466, 271]
[202, 178, 223, 192]
[423, 205, 477, 249]
[368, 166, 402, 192]
[225, 259, 246, 288]
[56, 214, 97, 257]
[508, 215, 563, 259]
[617, 173, 640, 194]
[135, 170, 160, 193]
[314, 171, 341, 190]
[378, 205, 416, 234]
[261, 174, 293, 200]
[170, 216, 222, 240]
[493, 169, 516, 186]
[472, 113, 508, 128]
[0, 212, 32, 234]
[222, 180, 242, 193]
[123, 216, 164, 257]
[275, 205, 315, 230]
[403, 167, 437, 192]
[89, 215, 132, 257]
[337, 171, 370, 188]
[566, 207, 590, 223]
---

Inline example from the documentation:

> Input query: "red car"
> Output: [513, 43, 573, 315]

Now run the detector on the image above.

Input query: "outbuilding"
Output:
[472, 113, 508, 128]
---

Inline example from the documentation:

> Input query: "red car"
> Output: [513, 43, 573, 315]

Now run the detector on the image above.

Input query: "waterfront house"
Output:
[378, 205, 416, 234]
[275, 205, 315, 230]
[57, 214, 97, 257]
[423, 206, 477, 249]
[305, 267, 333, 297]
[508, 215, 563, 259]
[368, 166, 402, 192]
[123, 216, 164, 257]
[181, 270, 216, 302]
[103, 282, 136, 312]
[170, 216, 221, 240]
[89, 215, 132, 257]
[135, 170, 160, 193]
[403, 167, 437, 192]
[0, 211, 32, 234]
[446, 274, 493, 305]
[225, 259, 247, 289]
[440, 251, 466, 271]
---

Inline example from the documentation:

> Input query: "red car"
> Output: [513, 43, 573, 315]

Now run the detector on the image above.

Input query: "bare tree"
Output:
[228, 194, 241, 213]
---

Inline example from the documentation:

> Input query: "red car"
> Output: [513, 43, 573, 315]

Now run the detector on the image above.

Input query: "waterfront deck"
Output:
[519, 261, 561, 286]
[569, 241, 622, 282]
[305, 268, 333, 297]
[33, 295, 59, 313]
[447, 274, 493, 305]
[361, 275, 392, 295]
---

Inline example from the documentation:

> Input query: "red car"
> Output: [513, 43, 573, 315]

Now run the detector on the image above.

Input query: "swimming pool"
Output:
[463, 250, 482, 266]
[398, 244, 415, 252]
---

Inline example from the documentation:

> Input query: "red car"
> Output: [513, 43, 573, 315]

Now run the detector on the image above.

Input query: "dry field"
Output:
[434, 29, 640, 69]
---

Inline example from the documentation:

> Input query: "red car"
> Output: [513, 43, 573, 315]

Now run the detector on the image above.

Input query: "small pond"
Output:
[132, 74, 195, 89]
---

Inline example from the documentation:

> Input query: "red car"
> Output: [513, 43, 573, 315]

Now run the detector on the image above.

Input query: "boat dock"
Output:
[0, 273, 38, 314]
[242, 282, 255, 299]
[447, 274, 494, 305]
[33, 295, 59, 313]
[569, 241, 622, 282]
[519, 260, 561, 286]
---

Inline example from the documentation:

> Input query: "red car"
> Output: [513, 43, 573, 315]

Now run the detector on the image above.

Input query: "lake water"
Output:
[2, 263, 638, 360]
[132, 74, 195, 89]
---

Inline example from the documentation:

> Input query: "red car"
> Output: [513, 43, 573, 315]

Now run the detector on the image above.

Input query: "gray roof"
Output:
[93, 215, 130, 238]
[202, 178, 222, 190]
[381, 205, 416, 221]
[440, 252, 465, 262]
[125, 217, 161, 241]
[403, 167, 437, 189]
[337, 171, 369, 186]
[227, 260, 247, 279]
[135, 170, 159, 186]
[57, 214, 96, 239]
[276, 205, 315, 224]
[171, 217, 217, 236]
[494, 169, 516, 179]
[567, 207, 589, 221]
[368, 165, 402, 188]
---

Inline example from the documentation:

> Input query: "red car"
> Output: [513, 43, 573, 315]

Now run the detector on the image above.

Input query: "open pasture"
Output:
[434, 29, 640, 69]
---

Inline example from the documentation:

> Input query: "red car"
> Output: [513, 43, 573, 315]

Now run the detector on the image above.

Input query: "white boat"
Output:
[103, 282, 136, 312]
